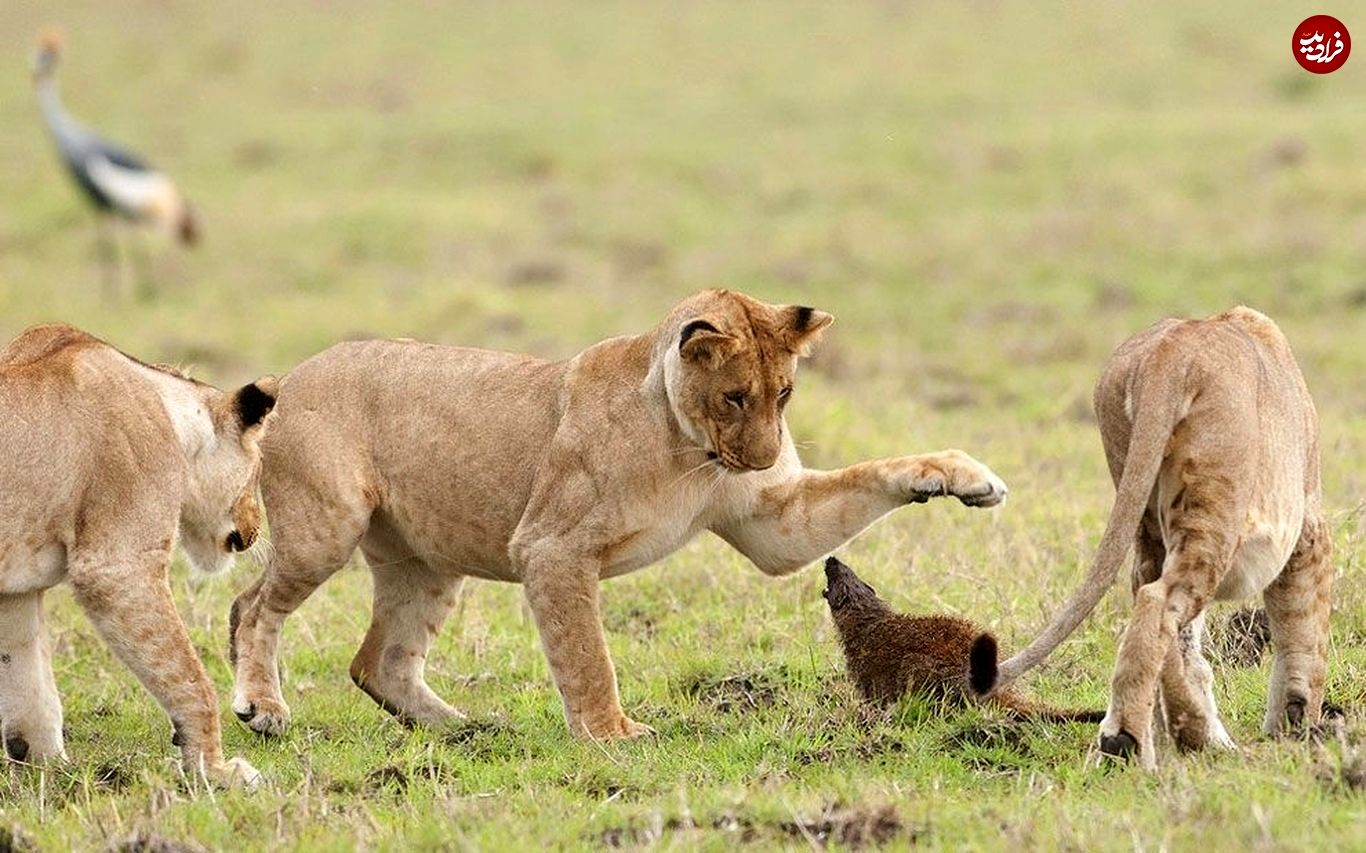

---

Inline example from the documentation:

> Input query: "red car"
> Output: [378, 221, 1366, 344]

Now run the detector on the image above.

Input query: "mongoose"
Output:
[823, 556, 1103, 723]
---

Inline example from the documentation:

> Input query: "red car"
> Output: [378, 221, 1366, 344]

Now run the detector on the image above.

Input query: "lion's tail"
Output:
[994, 362, 1185, 689]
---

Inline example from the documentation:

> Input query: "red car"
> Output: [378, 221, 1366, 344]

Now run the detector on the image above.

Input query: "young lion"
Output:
[0, 325, 276, 786]
[230, 289, 1008, 740]
[993, 307, 1332, 769]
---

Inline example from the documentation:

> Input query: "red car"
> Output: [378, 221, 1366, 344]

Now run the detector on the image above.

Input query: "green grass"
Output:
[1, 1, 1365, 849]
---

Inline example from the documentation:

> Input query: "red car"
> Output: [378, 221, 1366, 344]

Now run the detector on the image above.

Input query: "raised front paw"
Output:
[905, 450, 1008, 508]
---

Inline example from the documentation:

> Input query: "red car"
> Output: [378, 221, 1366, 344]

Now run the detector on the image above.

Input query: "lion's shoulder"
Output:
[0, 323, 107, 372]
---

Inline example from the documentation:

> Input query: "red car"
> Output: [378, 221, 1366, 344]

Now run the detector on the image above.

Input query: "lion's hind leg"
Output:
[230, 499, 370, 737]
[351, 548, 466, 728]
[0, 592, 65, 764]
[1263, 513, 1333, 736]
[1101, 536, 1227, 770]
[1159, 612, 1233, 752]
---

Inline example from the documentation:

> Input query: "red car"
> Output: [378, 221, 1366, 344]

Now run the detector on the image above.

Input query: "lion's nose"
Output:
[226, 530, 247, 552]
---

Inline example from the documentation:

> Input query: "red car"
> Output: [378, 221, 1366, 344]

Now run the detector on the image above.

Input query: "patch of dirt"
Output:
[504, 255, 566, 287]
[779, 804, 911, 848]
[1260, 136, 1308, 171]
[926, 385, 983, 411]
[793, 733, 906, 766]
[681, 671, 782, 713]
[600, 817, 701, 848]
[1210, 607, 1271, 668]
[332, 760, 459, 798]
[610, 239, 668, 278]
[108, 833, 205, 853]
[597, 804, 919, 848]
[709, 814, 759, 843]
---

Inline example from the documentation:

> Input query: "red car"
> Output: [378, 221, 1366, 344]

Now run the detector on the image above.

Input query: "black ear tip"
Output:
[679, 319, 721, 348]
[969, 633, 999, 695]
[235, 380, 277, 428]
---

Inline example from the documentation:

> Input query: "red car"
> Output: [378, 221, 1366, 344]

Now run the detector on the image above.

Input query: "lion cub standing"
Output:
[230, 289, 1008, 741]
[994, 307, 1333, 769]
[0, 325, 276, 786]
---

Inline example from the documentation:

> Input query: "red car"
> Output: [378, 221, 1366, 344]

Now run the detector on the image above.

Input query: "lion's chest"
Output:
[0, 541, 68, 595]
[598, 515, 709, 579]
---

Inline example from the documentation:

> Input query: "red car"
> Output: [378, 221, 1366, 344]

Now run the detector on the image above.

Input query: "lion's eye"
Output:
[778, 386, 793, 402]
[723, 391, 746, 409]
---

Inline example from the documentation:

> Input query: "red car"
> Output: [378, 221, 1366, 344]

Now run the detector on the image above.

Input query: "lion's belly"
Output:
[1156, 424, 1307, 603]
[367, 502, 523, 582]
[1215, 511, 1302, 601]
[0, 542, 67, 595]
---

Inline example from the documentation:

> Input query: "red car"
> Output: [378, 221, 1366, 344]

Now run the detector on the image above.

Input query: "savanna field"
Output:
[1, 2, 1365, 849]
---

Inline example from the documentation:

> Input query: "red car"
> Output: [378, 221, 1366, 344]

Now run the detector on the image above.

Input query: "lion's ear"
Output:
[234, 377, 279, 431]
[779, 305, 833, 356]
[679, 319, 739, 368]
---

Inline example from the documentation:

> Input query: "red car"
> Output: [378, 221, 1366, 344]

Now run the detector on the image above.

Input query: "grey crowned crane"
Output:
[32, 28, 197, 297]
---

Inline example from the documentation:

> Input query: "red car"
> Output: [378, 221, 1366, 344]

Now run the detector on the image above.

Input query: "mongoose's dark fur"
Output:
[823, 557, 1103, 723]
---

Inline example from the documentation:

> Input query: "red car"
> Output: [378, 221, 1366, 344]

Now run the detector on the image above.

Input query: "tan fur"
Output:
[0, 324, 277, 787]
[229, 290, 1008, 739]
[995, 307, 1332, 769]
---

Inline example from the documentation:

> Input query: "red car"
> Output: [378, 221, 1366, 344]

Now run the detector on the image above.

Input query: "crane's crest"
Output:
[37, 26, 65, 55]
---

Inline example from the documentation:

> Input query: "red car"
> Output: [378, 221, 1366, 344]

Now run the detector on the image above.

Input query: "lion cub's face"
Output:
[669, 292, 832, 472]
[178, 379, 278, 574]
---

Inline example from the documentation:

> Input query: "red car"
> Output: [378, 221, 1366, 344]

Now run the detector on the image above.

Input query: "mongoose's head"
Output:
[822, 556, 891, 618]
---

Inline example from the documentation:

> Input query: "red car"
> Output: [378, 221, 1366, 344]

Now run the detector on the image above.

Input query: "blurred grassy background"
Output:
[1, 1, 1364, 850]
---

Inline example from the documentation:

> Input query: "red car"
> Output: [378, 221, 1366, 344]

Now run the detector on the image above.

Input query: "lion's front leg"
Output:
[713, 449, 1007, 575]
[0, 591, 65, 765]
[70, 553, 260, 789]
[514, 543, 652, 741]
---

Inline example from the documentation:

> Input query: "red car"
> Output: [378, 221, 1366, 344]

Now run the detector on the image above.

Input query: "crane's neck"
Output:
[34, 74, 79, 139]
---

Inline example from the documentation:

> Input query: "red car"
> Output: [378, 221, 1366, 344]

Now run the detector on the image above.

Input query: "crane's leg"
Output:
[94, 214, 124, 301]
[130, 227, 157, 302]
